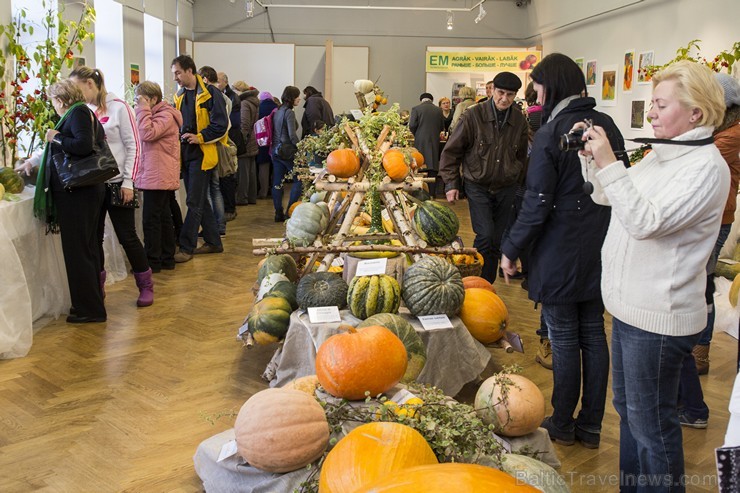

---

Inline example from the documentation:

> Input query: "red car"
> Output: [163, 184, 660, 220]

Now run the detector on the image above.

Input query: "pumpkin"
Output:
[316, 325, 407, 400]
[0, 182, 4, 201]
[0, 167, 24, 194]
[288, 201, 301, 217]
[409, 187, 432, 202]
[402, 255, 465, 317]
[730, 273, 740, 307]
[382, 149, 410, 182]
[234, 388, 329, 473]
[462, 276, 496, 293]
[286, 202, 329, 246]
[258, 254, 299, 284]
[409, 147, 425, 169]
[347, 274, 401, 319]
[499, 454, 570, 493]
[310, 191, 327, 203]
[459, 288, 508, 344]
[474, 374, 545, 437]
[284, 374, 320, 395]
[262, 279, 299, 311]
[354, 79, 375, 94]
[412, 200, 459, 247]
[358, 313, 426, 382]
[297, 272, 348, 309]
[326, 149, 361, 178]
[247, 296, 293, 344]
[319, 422, 438, 493]
[354, 463, 539, 493]
[256, 272, 289, 299]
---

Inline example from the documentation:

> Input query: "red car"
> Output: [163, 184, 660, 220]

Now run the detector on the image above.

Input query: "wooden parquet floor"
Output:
[0, 196, 736, 492]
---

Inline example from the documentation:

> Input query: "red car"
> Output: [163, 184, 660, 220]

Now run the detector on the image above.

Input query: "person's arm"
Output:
[409, 107, 420, 134]
[438, 111, 472, 194]
[114, 100, 141, 190]
[240, 100, 254, 142]
[53, 107, 95, 156]
[135, 105, 174, 143]
[286, 109, 299, 145]
[198, 87, 229, 144]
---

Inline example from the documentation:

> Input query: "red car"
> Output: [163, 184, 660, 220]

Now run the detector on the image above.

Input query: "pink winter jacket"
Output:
[134, 101, 183, 191]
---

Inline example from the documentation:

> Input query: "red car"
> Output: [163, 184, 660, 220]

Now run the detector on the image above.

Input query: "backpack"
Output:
[254, 108, 277, 148]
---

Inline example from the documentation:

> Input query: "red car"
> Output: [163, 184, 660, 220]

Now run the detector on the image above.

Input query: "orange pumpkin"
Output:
[354, 462, 539, 492]
[474, 374, 545, 437]
[409, 147, 425, 169]
[382, 149, 410, 182]
[316, 325, 408, 400]
[459, 288, 508, 344]
[285, 374, 320, 394]
[326, 148, 361, 178]
[319, 422, 438, 493]
[462, 276, 496, 293]
[288, 201, 301, 217]
[234, 388, 330, 473]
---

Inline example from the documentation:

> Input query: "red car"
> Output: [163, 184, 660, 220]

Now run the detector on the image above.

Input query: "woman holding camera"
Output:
[270, 85, 302, 222]
[500, 53, 627, 450]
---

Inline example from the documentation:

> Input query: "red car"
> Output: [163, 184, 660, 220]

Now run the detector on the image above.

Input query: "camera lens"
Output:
[559, 129, 585, 151]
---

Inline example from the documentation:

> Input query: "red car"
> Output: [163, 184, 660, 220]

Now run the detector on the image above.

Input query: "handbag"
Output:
[108, 182, 139, 208]
[216, 137, 239, 178]
[276, 141, 297, 160]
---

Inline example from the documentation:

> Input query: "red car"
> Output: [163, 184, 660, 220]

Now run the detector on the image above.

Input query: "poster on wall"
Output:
[130, 64, 140, 86]
[426, 50, 540, 72]
[574, 57, 585, 74]
[631, 100, 646, 129]
[623, 50, 635, 93]
[638, 51, 654, 84]
[601, 65, 617, 106]
[586, 60, 598, 87]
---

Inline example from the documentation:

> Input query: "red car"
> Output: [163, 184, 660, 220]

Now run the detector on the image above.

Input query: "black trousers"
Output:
[169, 191, 183, 243]
[97, 184, 149, 273]
[142, 189, 176, 269]
[219, 173, 238, 213]
[53, 184, 107, 318]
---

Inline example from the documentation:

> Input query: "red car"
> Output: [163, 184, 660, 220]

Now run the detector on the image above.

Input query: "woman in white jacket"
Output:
[70, 67, 153, 308]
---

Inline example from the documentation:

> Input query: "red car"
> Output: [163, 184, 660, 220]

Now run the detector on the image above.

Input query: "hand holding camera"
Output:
[180, 126, 197, 145]
[564, 119, 617, 170]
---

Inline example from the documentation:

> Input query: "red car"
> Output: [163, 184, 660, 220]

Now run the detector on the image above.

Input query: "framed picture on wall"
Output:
[601, 65, 617, 106]
[586, 60, 597, 87]
[638, 50, 654, 84]
[631, 100, 646, 129]
[574, 57, 585, 75]
[623, 50, 635, 93]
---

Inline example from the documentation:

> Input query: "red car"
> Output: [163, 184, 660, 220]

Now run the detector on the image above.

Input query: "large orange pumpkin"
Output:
[354, 463, 539, 492]
[318, 422, 437, 493]
[462, 276, 496, 293]
[326, 148, 361, 178]
[316, 325, 408, 400]
[474, 374, 545, 437]
[459, 288, 508, 344]
[234, 388, 330, 473]
[381, 149, 410, 182]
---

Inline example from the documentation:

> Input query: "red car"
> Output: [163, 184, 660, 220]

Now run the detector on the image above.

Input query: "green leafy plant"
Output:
[642, 39, 740, 78]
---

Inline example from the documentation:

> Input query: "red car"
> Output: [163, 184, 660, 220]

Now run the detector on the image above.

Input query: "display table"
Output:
[266, 308, 491, 397]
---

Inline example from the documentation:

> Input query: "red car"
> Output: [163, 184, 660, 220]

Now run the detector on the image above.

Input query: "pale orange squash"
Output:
[474, 374, 545, 437]
[326, 148, 361, 178]
[462, 276, 496, 293]
[459, 288, 508, 343]
[409, 147, 425, 169]
[382, 149, 410, 182]
[285, 374, 320, 394]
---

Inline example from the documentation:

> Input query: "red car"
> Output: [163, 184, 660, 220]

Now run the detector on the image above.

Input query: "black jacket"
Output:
[224, 85, 247, 156]
[501, 97, 628, 304]
[301, 92, 334, 139]
[49, 104, 106, 191]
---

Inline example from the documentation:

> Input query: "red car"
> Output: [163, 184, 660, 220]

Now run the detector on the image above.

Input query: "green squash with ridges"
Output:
[347, 275, 401, 319]
[412, 200, 459, 247]
[296, 272, 348, 310]
[402, 256, 465, 316]
[358, 313, 427, 382]
[247, 296, 293, 344]
[258, 254, 299, 284]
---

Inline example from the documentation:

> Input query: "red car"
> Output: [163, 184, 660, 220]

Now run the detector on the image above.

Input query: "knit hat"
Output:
[259, 91, 273, 101]
[419, 92, 433, 102]
[493, 72, 522, 92]
[233, 81, 249, 92]
[715, 73, 740, 108]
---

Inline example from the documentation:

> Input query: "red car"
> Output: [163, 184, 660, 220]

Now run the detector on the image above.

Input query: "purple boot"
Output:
[133, 268, 154, 307]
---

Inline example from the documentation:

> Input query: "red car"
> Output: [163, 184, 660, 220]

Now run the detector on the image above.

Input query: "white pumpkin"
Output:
[285, 202, 329, 246]
[354, 79, 375, 94]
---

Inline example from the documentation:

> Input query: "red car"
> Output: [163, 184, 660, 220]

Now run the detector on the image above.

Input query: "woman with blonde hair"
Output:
[581, 60, 729, 492]
[449, 86, 476, 131]
[438, 97, 453, 134]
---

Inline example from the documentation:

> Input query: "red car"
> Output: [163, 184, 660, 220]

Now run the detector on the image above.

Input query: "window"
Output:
[144, 13, 164, 89]
[94, 0, 124, 96]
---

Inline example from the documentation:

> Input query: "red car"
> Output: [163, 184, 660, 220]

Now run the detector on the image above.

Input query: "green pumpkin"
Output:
[500, 454, 570, 493]
[258, 254, 299, 284]
[412, 200, 459, 247]
[0, 167, 24, 194]
[402, 255, 465, 316]
[247, 296, 293, 344]
[347, 275, 401, 319]
[358, 313, 426, 382]
[263, 280, 299, 311]
[296, 272, 348, 310]
[408, 188, 432, 202]
[286, 202, 329, 246]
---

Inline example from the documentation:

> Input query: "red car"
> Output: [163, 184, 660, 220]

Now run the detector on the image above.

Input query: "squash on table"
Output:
[316, 324, 407, 400]
[319, 422, 437, 493]
[247, 296, 293, 344]
[285, 202, 329, 246]
[326, 148, 361, 178]
[475, 373, 545, 437]
[459, 288, 508, 344]
[0, 167, 24, 194]
[382, 149, 410, 182]
[352, 189, 400, 259]
[402, 255, 465, 316]
[262, 279, 299, 311]
[257, 254, 299, 284]
[354, 80, 375, 94]
[358, 313, 426, 382]
[409, 147, 425, 169]
[499, 454, 570, 493]
[284, 374, 320, 395]
[730, 273, 740, 307]
[412, 200, 459, 247]
[297, 271, 348, 309]
[462, 275, 496, 293]
[347, 274, 401, 319]
[234, 388, 329, 473]
[408, 187, 431, 202]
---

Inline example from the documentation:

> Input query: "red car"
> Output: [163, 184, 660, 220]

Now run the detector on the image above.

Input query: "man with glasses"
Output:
[439, 71, 528, 283]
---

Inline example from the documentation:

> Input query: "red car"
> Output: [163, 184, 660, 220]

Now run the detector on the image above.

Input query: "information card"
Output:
[217, 439, 238, 462]
[355, 257, 388, 277]
[417, 314, 454, 331]
[307, 306, 342, 324]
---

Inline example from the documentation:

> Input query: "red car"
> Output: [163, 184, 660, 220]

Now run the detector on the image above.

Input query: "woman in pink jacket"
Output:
[134, 81, 183, 272]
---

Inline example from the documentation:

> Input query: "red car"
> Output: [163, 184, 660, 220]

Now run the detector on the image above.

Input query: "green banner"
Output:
[426, 51, 541, 72]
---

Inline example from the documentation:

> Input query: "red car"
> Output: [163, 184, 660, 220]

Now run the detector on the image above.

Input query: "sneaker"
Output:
[194, 243, 224, 255]
[174, 250, 193, 263]
[535, 339, 553, 370]
[678, 411, 708, 429]
[541, 416, 575, 446]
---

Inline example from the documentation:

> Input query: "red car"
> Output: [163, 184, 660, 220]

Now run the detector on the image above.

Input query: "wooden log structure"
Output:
[253, 244, 478, 256]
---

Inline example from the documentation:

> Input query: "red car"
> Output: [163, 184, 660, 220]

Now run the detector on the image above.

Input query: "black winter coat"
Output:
[301, 93, 334, 139]
[501, 97, 628, 304]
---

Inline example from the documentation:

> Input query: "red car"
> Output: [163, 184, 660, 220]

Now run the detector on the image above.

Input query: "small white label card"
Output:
[350, 109, 365, 120]
[417, 314, 454, 331]
[381, 208, 391, 221]
[390, 388, 417, 405]
[355, 257, 388, 277]
[307, 306, 342, 324]
[217, 439, 239, 462]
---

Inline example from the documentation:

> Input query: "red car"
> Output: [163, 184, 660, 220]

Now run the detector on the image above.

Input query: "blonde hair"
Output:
[233, 80, 249, 92]
[48, 79, 85, 109]
[69, 66, 109, 115]
[135, 81, 163, 104]
[438, 97, 451, 106]
[458, 86, 476, 100]
[652, 60, 726, 129]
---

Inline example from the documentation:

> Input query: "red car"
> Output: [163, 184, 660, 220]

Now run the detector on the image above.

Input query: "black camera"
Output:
[180, 125, 195, 143]
[559, 119, 593, 152]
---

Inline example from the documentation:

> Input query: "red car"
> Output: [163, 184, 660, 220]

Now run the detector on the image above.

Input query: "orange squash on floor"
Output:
[382, 149, 410, 182]
[459, 288, 508, 344]
[326, 148, 361, 178]
[462, 276, 496, 293]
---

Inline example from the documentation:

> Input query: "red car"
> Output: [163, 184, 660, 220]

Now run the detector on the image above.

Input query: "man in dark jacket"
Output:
[217, 72, 245, 220]
[235, 81, 260, 205]
[301, 86, 334, 139]
[439, 72, 528, 283]
[409, 93, 445, 196]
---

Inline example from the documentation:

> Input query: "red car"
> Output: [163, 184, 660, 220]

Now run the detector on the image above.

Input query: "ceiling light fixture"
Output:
[245, 0, 254, 18]
[446, 10, 454, 30]
[475, 2, 487, 23]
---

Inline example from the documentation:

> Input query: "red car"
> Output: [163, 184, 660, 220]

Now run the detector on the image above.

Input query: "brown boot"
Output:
[536, 339, 553, 370]
[692, 344, 710, 375]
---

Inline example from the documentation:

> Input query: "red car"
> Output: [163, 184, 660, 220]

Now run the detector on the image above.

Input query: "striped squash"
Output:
[262, 279, 299, 311]
[412, 200, 459, 247]
[347, 275, 401, 319]
[358, 313, 427, 382]
[247, 296, 293, 344]
[402, 255, 465, 317]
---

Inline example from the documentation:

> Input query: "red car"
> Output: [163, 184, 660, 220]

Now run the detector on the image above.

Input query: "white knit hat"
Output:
[715, 72, 740, 108]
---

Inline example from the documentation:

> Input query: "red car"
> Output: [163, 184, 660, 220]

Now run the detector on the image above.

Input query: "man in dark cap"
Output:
[409, 92, 446, 196]
[439, 71, 528, 283]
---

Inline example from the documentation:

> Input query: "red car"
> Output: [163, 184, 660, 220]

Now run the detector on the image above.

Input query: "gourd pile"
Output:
[0, 167, 25, 201]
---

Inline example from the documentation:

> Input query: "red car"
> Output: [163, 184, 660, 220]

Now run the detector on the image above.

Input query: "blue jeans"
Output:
[612, 317, 700, 493]
[180, 160, 222, 253]
[207, 169, 225, 235]
[464, 181, 516, 283]
[272, 155, 302, 215]
[698, 223, 732, 345]
[541, 299, 609, 437]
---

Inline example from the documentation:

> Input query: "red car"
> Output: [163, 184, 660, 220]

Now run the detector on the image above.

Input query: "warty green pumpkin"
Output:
[412, 200, 459, 247]
[357, 313, 426, 382]
[347, 275, 401, 319]
[296, 272, 348, 309]
[247, 296, 293, 344]
[402, 255, 465, 316]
